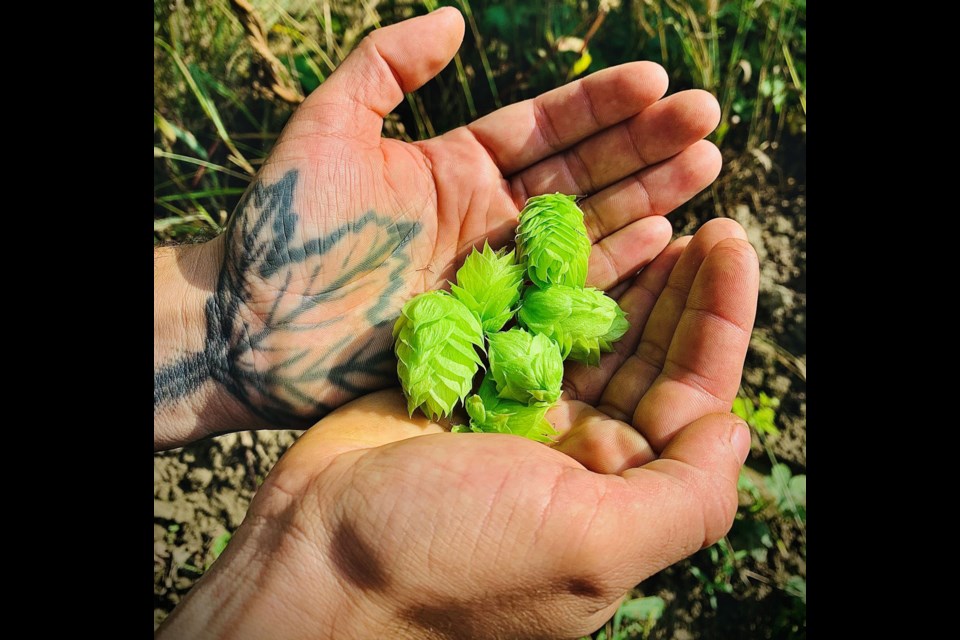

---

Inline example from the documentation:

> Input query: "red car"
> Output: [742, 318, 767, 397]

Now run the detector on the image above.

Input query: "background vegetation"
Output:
[154, 1, 806, 637]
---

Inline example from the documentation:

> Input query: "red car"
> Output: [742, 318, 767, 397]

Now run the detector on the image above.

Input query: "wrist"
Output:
[156, 513, 396, 639]
[154, 237, 250, 448]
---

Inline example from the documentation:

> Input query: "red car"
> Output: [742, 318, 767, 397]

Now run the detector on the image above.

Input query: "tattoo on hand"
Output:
[155, 170, 421, 428]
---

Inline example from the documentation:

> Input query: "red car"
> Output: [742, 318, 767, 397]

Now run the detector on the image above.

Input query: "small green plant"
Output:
[689, 537, 746, 610]
[766, 463, 806, 522]
[588, 595, 666, 640]
[737, 463, 805, 523]
[206, 531, 233, 570]
[771, 574, 807, 638]
[784, 575, 806, 603]
[394, 193, 628, 438]
[732, 391, 780, 435]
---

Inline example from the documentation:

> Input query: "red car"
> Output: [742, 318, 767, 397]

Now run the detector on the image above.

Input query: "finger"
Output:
[596, 218, 747, 422]
[464, 62, 669, 176]
[292, 8, 465, 141]
[633, 238, 759, 450]
[605, 279, 632, 301]
[585, 216, 673, 291]
[548, 401, 656, 474]
[564, 235, 690, 406]
[580, 140, 722, 243]
[587, 413, 750, 583]
[511, 90, 720, 202]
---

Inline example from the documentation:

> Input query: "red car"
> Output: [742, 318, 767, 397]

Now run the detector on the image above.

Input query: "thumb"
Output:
[295, 7, 465, 140]
[644, 412, 752, 548]
[591, 412, 750, 586]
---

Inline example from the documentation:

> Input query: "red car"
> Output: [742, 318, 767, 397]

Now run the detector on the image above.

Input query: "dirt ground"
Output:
[154, 148, 806, 636]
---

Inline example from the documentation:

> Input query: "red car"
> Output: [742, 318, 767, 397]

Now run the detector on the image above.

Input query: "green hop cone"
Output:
[393, 290, 485, 420]
[518, 284, 629, 366]
[450, 241, 525, 333]
[463, 375, 557, 443]
[487, 328, 563, 405]
[515, 193, 592, 288]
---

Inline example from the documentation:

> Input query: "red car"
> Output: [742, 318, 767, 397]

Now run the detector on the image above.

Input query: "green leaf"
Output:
[450, 241, 525, 333]
[293, 54, 322, 93]
[618, 595, 665, 622]
[394, 291, 485, 420]
[789, 475, 806, 503]
[732, 393, 779, 435]
[568, 50, 593, 79]
[488, 329, 563, 405]
[204, 530, 233, 571]
[736, 469, 759, 496]
[154, 111, 207, 159]
[758, 392, 780, 409]
[769, 463, 792, 489]
[518, 285, 629, 365]
[516, 193, 591, 288]
[731, 396, 751, 421]
[785, 575, 807, 603]
[211, 531, 232, 559]
[464, 376, 557, 443]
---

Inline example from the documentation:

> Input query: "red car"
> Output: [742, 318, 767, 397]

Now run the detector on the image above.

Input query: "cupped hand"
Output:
[158, 220, 758, 640]
[202, 7, 722, 429]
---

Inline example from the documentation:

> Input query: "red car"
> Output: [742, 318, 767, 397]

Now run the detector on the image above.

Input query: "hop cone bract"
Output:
[393, 291, 485, 420]
[450, 242, 525, 333]
[487, 328, 563, 404]
[518, 284, 629, 366]
[516, 193, 591, 288]
[462, 375, 557, 443]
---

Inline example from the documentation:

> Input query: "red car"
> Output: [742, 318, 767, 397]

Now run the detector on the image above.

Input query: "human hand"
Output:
[156, 220, 758, 639]
[153, 7, 723, 447]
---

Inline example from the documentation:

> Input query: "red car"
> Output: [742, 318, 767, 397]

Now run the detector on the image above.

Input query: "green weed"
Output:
[689, 537, 747, 610]
[589, 594, 666, 640]
[733, 391, 780, 435]
[206, 531, 233, 570]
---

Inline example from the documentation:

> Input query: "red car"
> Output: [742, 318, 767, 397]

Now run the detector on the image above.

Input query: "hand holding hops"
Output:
[393, 193, 628, 441]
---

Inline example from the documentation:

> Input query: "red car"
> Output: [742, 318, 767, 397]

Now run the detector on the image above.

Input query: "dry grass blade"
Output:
[154, 148, 252, 182]
[154, 36, 256, 176]
[229, 0, 304, 105]
[751, 330, 805, 382]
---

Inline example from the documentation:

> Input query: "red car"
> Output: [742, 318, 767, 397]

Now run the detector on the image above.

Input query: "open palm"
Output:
[160, 218, 759, 639]
[204, 8, 723, 429]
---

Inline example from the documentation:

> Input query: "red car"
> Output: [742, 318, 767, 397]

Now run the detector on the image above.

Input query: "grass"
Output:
[154, 1, 806, 637]
[154, 0, 805, 244]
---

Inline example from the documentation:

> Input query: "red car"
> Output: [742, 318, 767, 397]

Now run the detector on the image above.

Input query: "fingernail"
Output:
[730, 420, 751, 463]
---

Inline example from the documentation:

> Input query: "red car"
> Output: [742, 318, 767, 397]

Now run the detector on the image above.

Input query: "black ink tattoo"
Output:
[154, 169, 420, 427]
